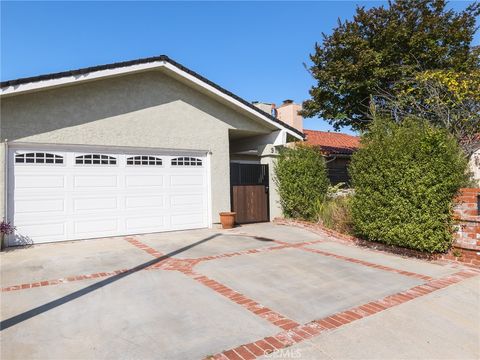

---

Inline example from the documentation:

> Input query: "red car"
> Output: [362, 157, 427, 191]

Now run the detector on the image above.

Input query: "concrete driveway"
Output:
[1, 223, 478, 360]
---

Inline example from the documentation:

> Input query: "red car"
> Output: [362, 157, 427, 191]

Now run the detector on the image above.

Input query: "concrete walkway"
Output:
[1, 223, 478, 360]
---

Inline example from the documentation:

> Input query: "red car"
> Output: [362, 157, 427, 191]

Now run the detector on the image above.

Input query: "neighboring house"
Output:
[470, 149, 480, 186]
[252, 101, 360, 185]
[0, 55, 304, 247]
[303, 130, 360, 185]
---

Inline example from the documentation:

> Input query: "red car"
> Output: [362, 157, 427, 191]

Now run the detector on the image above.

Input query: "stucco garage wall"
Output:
[0, 70, 271, 223]
[0, 143, 4, 219]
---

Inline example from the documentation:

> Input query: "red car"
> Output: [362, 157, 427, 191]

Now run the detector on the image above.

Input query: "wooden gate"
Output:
[230, 163, 269, 224]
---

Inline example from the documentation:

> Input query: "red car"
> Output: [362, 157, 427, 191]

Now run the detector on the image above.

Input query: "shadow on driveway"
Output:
[1, 233, 223, 331]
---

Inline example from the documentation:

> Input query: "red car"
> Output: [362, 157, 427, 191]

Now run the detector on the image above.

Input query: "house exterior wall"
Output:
[276, 103, 302, 132]
[0, 70, 273, 223]
[259, 145, 282, 220]
[469, 150, 480, 186]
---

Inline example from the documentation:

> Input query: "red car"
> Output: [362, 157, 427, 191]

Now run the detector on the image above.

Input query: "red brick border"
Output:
[124, 237, 165, 258]
[2, 235, 434, 293]
[208, 269, 480, 360]
[274, 218, 480, 268]
[1, 269, 129, 292]
[298, 246, 433, 281]
[186, 271, 300, 331]
[191, 240, 322, 263]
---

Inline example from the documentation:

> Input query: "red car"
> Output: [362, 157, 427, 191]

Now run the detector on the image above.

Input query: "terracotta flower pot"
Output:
[219, 212, 236, 229]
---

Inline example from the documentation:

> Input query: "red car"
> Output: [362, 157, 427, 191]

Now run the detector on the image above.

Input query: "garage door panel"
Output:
[170, 194, 203, 207]
[126, 216, 166, 231]
[170, 175, 204, 186]
[16, 222, 66, 240]
[171, 213, 205, 226]
[15, 198, 65, 214]
[16, 174, 65, 189]
[125, 175, 164, 187]
[74, 175, 118, 188]
[125, 195, 165, 209]
[73, 197, 118, 212]
[73, 218, 119, 234]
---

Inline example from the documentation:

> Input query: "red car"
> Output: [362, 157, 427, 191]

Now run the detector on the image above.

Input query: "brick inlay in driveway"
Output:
[1, 269, 129, 292]
[187, 271, 300, 331]
[1, 270, 280, 360]
[298, 246, 433, 281]
[3, 229, 476, 360]
[209, 269, 480, 360]
[195, 247, 425, 324]
[124, 237, 165, 258]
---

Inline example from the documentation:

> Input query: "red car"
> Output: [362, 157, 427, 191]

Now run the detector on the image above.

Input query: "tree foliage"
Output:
[301, 0, 479, 131]
[350, 118, 469, 253]
[373, 69, 480, 157]
[275, 145, 330, 220]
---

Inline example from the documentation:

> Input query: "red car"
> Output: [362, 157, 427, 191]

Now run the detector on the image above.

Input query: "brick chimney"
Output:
[276, 100, 303, 132]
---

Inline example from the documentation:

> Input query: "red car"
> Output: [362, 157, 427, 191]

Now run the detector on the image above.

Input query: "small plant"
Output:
[325, 182, 346, 199]
[452, 249, 462, 258]
[315, 195, 353, 235]
[0, 221, 16, 250]
[0, 221, 15, 235]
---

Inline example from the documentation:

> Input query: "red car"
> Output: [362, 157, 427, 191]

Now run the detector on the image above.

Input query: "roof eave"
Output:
[0, 55, 304, 140]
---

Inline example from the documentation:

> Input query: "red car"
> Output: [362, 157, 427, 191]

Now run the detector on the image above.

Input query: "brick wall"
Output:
[445, 188, 480, 266]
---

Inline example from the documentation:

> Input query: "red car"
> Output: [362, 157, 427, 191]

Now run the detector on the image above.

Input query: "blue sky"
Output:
[1, 1, 478, 134]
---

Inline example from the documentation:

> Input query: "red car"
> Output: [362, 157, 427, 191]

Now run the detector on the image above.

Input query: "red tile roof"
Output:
[303, 129, 360, 155]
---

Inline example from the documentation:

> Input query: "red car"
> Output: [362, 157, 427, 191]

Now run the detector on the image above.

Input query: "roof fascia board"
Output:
[0, 61, 167, 97]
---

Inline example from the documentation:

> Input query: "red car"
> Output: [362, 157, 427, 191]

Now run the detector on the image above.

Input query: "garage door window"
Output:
[15, 152, 63, 164]
[171, 157, 202, 166]
[126, 155, 162, 166]
[75, 154, 117, 165]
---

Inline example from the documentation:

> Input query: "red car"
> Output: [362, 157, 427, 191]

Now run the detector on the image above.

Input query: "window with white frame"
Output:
[15, 152, 64, 164]
[171, 156, 202, 166]
[126, 155, 162, 166]
[75, 154, 117, 165]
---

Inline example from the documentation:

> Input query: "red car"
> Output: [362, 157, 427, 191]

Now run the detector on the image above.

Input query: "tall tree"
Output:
[301, 0, 479, 131]
[374, 69, 480, 157]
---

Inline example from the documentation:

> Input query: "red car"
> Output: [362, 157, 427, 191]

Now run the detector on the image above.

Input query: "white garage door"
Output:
[7, 147, 209, 246]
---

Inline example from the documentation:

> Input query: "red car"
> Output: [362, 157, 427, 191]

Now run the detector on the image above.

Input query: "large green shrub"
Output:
[350, 118, 469, 253]
[275, 144, 330, 220]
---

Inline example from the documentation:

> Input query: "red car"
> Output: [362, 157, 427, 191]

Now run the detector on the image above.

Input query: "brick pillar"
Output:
[448, 188, 480, 266]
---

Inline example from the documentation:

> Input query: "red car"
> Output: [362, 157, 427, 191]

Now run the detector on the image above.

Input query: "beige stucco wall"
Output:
[276, 103, 303, 132]
[259, 145, 282, 220]
[0, 142, 4, 220]
[0, 70, 273, 223]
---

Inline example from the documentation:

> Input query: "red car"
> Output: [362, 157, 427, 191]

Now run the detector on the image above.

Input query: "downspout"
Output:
[3, 139, 7, 222]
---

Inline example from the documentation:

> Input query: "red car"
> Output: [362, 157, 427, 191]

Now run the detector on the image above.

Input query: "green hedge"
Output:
[350, 118, 469, 253]
[275, 144, 330, 220]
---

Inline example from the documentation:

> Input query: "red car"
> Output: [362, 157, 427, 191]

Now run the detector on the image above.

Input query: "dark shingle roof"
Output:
[1, 55, 304, 138]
